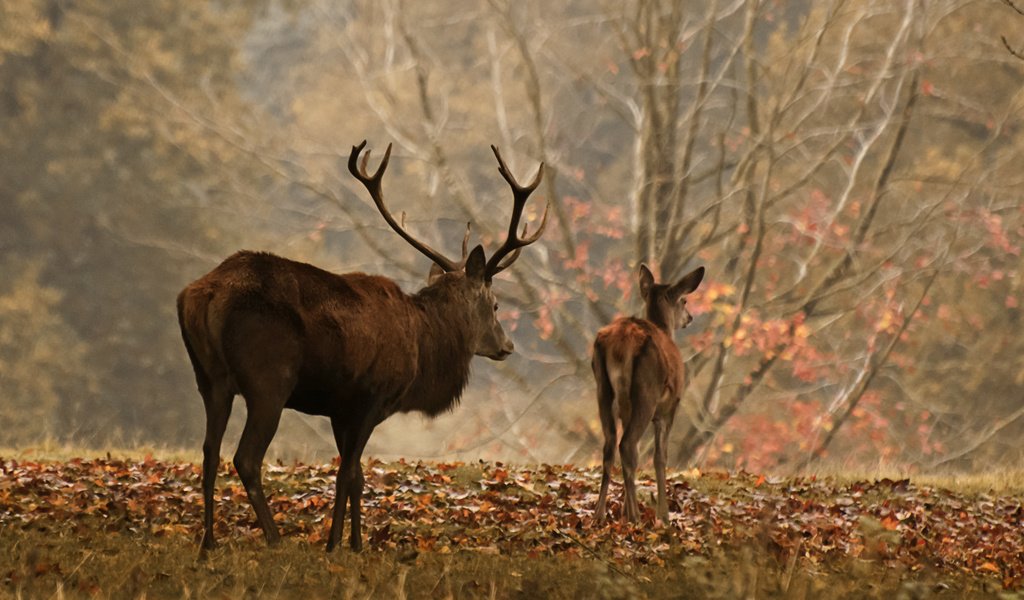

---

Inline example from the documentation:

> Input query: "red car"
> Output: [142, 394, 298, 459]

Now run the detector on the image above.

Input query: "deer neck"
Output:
[643, 302, 674, 335]
[404, 287, 475, 417]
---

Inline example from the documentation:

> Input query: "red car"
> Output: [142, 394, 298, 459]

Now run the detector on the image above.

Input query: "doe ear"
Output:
[669, 266, 705, 301]
[427, 263, 445, 285]
[638, 263, 655, 298]
[465, 245, 487, 281]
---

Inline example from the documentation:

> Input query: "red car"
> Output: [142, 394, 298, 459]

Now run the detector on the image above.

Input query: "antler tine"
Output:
[490, 145, 543, 195]
[461, 222, 472, 259]
[348, 140, 392, 188]
[484, 146, 547, 278]
[348, 141, 461, 272]
[447, 222, 473, 270]
[490, 223, 534, 275]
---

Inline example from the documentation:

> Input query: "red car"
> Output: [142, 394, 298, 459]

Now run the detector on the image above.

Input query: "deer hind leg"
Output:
[652, 417, 669, 524]
[621, 349, 658, 523]
[653, 395, 680, 525]
[200, 378, 234, 551]
[179, 302, 234, 551]
[619, 407, 654, 523]
[233, 396, 287, 545]
[225, 314, 300, 546]
[592, 346, 616, 524]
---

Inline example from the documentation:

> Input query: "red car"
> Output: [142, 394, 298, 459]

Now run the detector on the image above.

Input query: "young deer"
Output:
[592, 264, 704, 523]
[177, 141, 546, 552]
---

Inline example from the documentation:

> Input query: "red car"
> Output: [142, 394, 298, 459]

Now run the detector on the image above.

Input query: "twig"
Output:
[554, 530, 641, 583]
[1001, 35, 1024, 60]
[1003, 0, 1024, 16]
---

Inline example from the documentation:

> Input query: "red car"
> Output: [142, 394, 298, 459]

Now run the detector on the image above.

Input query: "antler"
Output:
[349, 141, 463, 272]
[484, 146, 548, 278]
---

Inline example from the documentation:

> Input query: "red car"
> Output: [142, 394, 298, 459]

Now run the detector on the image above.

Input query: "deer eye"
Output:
[493, 303, 499, 312]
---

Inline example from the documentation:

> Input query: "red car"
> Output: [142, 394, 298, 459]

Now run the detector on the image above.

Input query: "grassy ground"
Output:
[1, 452, 1021, 599]
[0, 527, 1001, 599]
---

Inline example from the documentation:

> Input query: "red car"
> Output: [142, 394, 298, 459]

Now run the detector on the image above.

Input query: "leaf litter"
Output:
[0, 457, 1021, 589]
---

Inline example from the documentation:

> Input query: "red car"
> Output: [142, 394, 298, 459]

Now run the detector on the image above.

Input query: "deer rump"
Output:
[593, 316, 684, 422]
[178, 250, 473, 421]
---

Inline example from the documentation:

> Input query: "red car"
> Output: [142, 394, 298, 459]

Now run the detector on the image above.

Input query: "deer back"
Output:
[178, 251, 477, 416]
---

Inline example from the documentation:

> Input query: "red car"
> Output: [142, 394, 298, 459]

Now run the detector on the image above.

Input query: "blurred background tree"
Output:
[1, 0, 1022, 474]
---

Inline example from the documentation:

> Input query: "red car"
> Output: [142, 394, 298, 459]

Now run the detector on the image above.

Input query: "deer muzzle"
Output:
[491, 339, 514, 360]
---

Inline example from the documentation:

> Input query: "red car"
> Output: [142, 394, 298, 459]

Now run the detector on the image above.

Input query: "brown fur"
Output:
[180, 141, 545, 554]
[178, 251, 476, 418]
[178, 250, 495, 553]
[595, 318, 684, 406]
[592, 264, 704, 524]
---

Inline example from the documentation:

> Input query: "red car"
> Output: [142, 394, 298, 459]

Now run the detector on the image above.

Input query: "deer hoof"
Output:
[200, 533, 218, 552]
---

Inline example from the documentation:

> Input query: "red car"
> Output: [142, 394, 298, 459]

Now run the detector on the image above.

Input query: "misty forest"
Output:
[3, 0, 1024, 597]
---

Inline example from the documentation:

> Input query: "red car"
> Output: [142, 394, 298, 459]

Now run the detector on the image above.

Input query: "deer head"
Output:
[638, 264, 705, 331]
[348, 141, 547, 361]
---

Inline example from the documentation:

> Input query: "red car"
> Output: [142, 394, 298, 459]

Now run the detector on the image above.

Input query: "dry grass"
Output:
[0, 526, 1000, 599]
[0, 443, 202, 465]
[799, 463, 1024, 496]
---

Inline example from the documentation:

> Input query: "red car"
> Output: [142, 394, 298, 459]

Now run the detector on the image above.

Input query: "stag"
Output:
[177, 141, 546, 552]
[592, 263, 704, 524]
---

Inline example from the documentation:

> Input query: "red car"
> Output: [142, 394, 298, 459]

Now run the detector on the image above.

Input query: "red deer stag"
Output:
[592, 263, 704, 524]
[177, 141, 546, 552]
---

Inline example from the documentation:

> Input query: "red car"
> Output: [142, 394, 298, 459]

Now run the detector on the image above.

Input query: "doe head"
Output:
[638, 264, 706, 330]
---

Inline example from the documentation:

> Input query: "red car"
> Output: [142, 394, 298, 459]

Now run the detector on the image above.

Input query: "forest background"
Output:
[2, 0, 1023, 475]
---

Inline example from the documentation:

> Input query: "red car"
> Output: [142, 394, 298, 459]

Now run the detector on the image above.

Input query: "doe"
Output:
[592, 263, 704, 523]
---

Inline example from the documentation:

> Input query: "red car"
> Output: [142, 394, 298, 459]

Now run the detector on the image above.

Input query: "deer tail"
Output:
[177, 288, 210, 391]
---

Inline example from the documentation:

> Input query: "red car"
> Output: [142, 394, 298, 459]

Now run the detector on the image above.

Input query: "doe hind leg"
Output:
[618, 401, 655, 523]
[621, 350, 660, 523]
[592, 347, 617, 523]
[652, 417, 669, 523]
[654, 396, 680, 524]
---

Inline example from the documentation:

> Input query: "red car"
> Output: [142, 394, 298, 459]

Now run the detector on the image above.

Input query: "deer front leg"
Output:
[326, 415, 375, 552]
[326, 419, 349, 553]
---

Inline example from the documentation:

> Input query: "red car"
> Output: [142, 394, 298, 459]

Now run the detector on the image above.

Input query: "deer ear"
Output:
[669, 266, 705, 301]
[638, 263, 655, 298]
[465, 245, 487, 281]
[427, 263, 445, 285]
